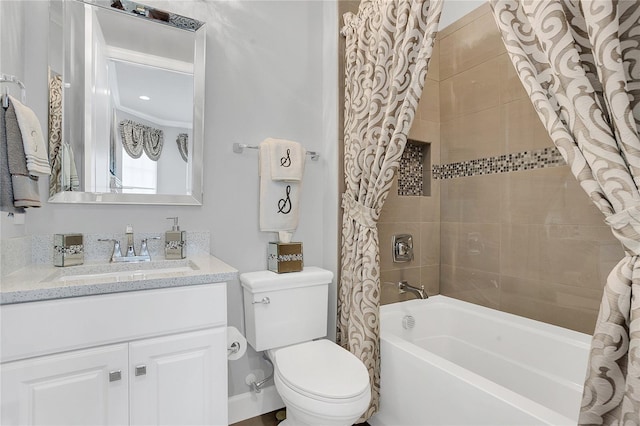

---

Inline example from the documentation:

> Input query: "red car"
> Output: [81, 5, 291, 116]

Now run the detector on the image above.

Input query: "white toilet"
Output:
[241, 267, 371, 426]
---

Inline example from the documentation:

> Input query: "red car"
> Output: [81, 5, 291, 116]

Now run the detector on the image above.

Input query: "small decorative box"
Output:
[268, 242, 303, 273]
[53, 234, 84, 267]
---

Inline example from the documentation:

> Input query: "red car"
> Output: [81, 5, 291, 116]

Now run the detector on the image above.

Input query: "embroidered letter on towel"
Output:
[258, 139, 303, 233]
[264, 138, 306, 182]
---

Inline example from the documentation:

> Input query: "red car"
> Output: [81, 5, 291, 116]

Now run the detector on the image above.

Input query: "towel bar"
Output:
[233, 143, 320, 161]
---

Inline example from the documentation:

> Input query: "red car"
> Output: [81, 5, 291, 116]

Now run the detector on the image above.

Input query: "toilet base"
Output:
[274, 374, 370, 426]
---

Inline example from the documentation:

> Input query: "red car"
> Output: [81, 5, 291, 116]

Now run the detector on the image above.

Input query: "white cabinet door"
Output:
[1, 344, 128, 426]
[129, 328, 227, 426]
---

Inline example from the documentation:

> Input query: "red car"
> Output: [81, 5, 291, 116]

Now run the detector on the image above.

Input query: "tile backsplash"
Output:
[1, 231, 210, 276]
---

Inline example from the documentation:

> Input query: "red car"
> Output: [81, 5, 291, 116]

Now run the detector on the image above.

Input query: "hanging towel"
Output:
[9, 95, 51, 176]
[0, 106, 24, 213]
[262, 138, 306, 182]
[62, 142, 80, 191]
[5, 102, 41, 208]
[259, 143, 302, 237]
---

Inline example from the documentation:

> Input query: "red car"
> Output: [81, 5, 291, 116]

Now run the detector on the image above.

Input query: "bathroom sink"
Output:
[42, 259, 200, 284]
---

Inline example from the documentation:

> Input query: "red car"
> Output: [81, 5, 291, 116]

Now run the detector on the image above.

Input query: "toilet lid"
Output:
[272, 339, 370, 400]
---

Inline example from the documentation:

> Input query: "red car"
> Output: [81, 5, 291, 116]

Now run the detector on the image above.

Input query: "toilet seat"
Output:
[270, 339, 370, 401]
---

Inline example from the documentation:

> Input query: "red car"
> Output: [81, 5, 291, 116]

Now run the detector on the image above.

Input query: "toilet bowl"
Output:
[240, 267, 372, 426]
[269, 339, 371, 426]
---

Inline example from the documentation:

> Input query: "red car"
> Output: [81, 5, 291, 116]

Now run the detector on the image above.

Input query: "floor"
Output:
[230, 409, 284, 426]
[230, 409, 371, 426]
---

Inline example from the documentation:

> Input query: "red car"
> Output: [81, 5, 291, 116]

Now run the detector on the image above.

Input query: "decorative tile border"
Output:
[433, 146, 565, 180]
[398, 141, 425, 196]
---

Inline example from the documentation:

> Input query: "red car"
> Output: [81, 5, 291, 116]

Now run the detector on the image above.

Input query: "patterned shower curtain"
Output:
[489, 1, 640, 424]
[338, 0, 442, 421]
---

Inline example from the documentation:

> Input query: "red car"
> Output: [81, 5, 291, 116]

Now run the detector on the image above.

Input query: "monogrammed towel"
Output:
[258, 141, 302, 239]
[262, 138, 305, 182]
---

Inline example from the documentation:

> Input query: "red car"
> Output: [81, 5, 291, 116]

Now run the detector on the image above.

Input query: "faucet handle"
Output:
[139, 236, 161, 257]
[98, 238, 123, 260]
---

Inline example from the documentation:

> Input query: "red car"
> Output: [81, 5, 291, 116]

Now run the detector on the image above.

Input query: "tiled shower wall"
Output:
[378, 52, 441, 304]
[437, 3, 623, 334]
[339, 2, 622, 334]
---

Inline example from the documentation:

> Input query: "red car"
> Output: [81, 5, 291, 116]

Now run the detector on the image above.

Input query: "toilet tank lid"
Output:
[240, 267, 333, 292]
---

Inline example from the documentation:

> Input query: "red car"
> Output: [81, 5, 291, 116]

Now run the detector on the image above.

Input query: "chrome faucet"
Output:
[98, 226, 160, 263]
[398, 280, 428, 299]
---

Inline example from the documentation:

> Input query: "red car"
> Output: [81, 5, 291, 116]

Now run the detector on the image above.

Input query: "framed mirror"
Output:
[47, 0, 205, 205]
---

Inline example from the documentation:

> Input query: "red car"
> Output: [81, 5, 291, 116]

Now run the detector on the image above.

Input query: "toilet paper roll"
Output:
[227, 326, 247, 361]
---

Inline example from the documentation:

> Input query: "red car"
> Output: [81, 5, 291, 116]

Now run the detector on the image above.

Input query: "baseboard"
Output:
[228, 385, 285, 424]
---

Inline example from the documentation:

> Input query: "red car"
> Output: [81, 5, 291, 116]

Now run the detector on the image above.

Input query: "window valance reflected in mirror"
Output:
[48, 0, 205, 205]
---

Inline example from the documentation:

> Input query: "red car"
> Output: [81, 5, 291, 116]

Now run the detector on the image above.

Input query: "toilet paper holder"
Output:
[228, 341, 241, 355]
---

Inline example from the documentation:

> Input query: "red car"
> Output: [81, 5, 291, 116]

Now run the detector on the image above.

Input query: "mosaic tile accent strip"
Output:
[433, 146, 565, 180]
[398, 141, 424, 196]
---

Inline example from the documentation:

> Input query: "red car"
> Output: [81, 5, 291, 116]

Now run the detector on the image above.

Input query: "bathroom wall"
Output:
[0, 0, 339, 409]
[437, 3, 623, 334]
[377, 46, 441, 304]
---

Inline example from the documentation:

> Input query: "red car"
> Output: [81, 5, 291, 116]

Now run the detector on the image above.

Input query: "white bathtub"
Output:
[369, 296, 591, 426]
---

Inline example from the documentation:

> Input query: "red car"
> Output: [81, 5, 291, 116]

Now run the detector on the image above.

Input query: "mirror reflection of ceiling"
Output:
[93, 4, 196, 128]
[110, 60, 194, 126]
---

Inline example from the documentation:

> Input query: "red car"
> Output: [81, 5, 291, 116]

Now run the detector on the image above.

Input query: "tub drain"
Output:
[402, 315, 415, 330]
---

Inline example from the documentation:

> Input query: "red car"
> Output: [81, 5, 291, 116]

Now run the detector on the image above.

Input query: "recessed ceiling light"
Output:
[139, 95, 150, 101]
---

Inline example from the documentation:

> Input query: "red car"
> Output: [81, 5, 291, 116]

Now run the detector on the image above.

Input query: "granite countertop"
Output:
[0, 254, 237, 305]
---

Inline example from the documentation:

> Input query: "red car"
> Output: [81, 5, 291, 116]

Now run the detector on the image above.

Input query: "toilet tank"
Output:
[240, 267, 333, 352]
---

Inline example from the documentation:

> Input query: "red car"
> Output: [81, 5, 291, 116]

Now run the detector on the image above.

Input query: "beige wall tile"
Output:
[502, 98, 553, 153]
[536, 224, 622, 290]
[441, 106, 503, 163]
[440, 264, 500, 309]
[440, 55, 505, 122]
[500, 222, 622, 291]
[500, 276, 601, 334]
[418, 78, 440, 122]
[501, 167, 609, 226]
[420, 183, 440, 222]
[439, 10, 505, 80]
[420, 222, 440, 266]
[441, 174, 502, 224]
[379, 190, 422, 224]
[500, 224, 541, 281]
[408, 120, 440, 145]
[441, 222, 500, 274]
[428, 39, 440, 82]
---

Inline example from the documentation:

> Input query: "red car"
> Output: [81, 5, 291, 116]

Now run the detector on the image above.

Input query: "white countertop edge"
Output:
[1, 255, 238, 305]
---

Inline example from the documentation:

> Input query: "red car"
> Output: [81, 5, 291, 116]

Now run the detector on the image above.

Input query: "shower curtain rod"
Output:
[233, 142, 320, 161]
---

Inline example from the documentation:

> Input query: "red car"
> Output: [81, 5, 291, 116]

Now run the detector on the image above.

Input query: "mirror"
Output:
[47, 0, 205, 205]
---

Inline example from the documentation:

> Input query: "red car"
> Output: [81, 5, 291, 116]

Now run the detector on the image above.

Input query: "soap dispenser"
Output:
[165, 217, 186, 259]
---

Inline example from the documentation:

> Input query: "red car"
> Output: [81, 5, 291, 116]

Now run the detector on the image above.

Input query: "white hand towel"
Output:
[9, 95, 51, 176]
[62, 142, 80, 191]
[259, 143, 301, 234]
[262, 138, 306, 182]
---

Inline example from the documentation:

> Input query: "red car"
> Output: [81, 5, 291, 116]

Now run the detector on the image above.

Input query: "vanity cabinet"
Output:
[1, 344, 129, 425]
[0, 284, 228, 426]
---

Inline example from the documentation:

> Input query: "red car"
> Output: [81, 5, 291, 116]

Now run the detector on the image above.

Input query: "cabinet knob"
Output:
[109, 370, 122, 382]
[252, 297, 270, 305]
[135, 365, 147, 376]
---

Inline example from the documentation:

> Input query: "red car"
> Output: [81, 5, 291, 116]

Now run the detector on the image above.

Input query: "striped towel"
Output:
[9, 95, 51, 175]
[5, 102, 41, 208]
